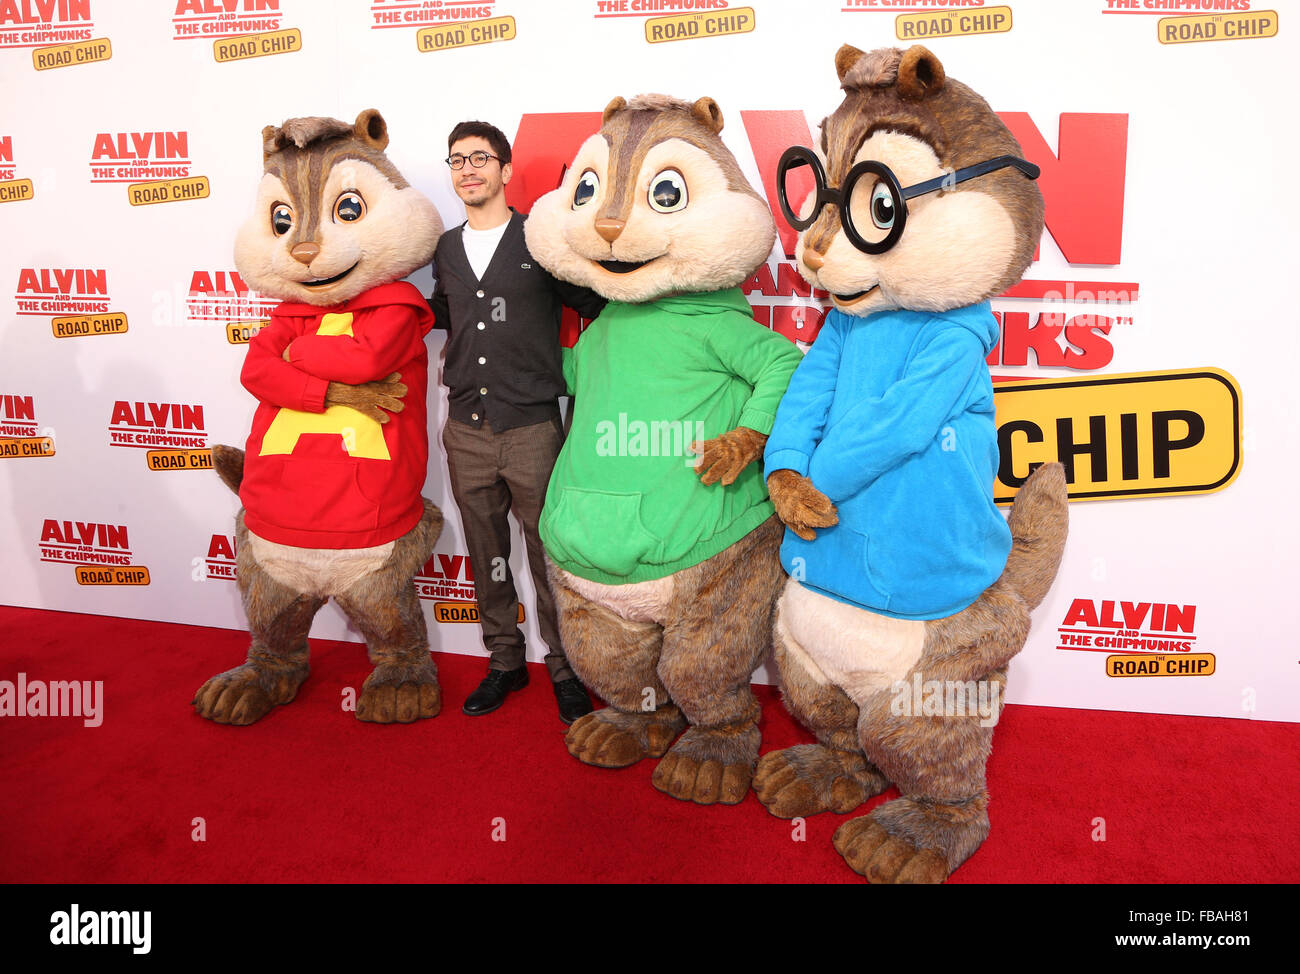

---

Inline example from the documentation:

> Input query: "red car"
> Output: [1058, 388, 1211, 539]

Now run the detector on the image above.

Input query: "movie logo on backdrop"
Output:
[587, 0, 752, 43]
[414, 551, 525, 626]
[171, 0, 282, 39]
[0, 134, 21, 182]
[836, 0, 1013, 40]
[992, 369, 1241, 503]
[15, 266, 129, 338]
[30, 33, 107, 68]
[369, 0, 496, 30]
[642, 6, 754, 43]
[211, 26, 300, 61]
[1097, 0, 1278, 45]
[591, 0, 731, 16]
[108, 401, 213, 472]
[1056, 597, 1214, 678]
[168, 0, 302, 61]
[415, 15, 514, 52]
[89, 130, 210, 206]
[38, 518, 150, 586]
[196, 533, 237, 581]
[0, 0, 94, 47]
[186, 270, 275, 344]
[0, 394, 54, 459]
[1, 135, 36, 203]
[896, 6, 1013, 41]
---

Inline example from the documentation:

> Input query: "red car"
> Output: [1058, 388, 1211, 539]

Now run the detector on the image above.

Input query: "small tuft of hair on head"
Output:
[263, 116, 353, 161]
[839, 45, 901, 89]
[280, 116, 352, 149]
[616, 93, 724, 134]
[625, 93, 682, 112]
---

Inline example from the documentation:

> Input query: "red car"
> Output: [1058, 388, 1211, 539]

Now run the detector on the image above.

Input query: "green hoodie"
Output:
[540, 288, 803, 585]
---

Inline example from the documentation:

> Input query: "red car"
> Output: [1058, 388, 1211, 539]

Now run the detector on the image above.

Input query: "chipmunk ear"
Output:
[835, 44, 866, 84]
[897, 45, 946, 100]
[353, 109, 389, 151]
[691, 96, 724, 134]
[602, 96, 628, 125]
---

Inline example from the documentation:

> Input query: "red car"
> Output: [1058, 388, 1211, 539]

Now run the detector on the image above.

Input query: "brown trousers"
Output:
[441, 416, 574, 681]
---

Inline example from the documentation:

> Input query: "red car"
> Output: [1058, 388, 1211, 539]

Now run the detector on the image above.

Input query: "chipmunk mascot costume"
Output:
[754, 46, 1070, 881]
[525, 95, 803, 804]
[193, 110, 445, 725]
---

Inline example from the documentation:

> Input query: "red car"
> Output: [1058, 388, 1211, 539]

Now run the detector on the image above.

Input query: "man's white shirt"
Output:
[461, 219, 510, 280]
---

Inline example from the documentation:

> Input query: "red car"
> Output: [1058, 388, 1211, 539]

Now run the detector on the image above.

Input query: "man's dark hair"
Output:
[447, 121, 511, 165]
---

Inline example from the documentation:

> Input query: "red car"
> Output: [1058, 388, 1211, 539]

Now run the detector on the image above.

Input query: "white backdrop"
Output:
[2, 0, 1296, 722]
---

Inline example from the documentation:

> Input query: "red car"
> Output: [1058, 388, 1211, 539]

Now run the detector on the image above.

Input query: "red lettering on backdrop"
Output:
[506, 112, 602, 215]
[740, 110, 815, 260]
[998, 112, 1129, 265]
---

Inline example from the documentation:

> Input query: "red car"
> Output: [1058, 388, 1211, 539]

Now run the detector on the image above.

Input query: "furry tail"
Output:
[1000, 462, 1069, 612]
[212, 444, 244, 495]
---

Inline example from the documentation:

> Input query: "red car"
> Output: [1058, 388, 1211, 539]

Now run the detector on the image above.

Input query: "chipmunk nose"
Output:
[594, 218, 625, 243]
[802, 248, 825, 272]
[290, 242, 320, 265]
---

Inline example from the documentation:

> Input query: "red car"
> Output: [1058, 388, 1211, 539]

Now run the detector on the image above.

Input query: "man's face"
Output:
[449, 135, 511, 208]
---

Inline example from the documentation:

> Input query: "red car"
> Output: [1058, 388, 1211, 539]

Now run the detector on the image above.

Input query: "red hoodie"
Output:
[238, 281, 433, 549]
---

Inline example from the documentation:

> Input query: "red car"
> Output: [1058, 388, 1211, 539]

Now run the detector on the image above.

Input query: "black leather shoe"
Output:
[552, 677, 593, 725]
[462, 667, 529, 716]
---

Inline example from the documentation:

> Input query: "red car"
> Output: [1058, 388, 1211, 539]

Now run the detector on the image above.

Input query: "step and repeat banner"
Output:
[1, 0, 1295, 722]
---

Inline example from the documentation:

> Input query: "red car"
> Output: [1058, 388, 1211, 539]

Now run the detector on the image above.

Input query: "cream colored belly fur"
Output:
[247, 530, 393, 597]
[556, 566, 676, 624]
[777, 579, 925, 706]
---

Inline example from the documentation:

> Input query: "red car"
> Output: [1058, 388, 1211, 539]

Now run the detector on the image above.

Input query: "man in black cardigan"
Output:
[429, 120, 605, 723]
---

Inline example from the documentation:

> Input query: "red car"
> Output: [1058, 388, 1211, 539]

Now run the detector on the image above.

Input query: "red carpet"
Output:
[1, 605, 1296, 884]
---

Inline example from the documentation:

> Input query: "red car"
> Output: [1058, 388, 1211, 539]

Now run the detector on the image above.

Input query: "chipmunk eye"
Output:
[335, 191, 366, 222]
[572, 170, 599, 209]
[271, 203, 293, 235]
[870, 182, 896, 230]
[648, 170, 687, 213]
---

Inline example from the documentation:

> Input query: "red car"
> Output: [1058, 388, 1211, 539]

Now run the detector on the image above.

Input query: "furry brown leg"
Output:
[830, 464, 1066, 881]
[836, 661, 1011, 883]
[549, 564, 686, 767]
[651, 517, 784, 805]
[193, 512, 323, 725]
[336, 501, 443, 723]
[753, 590, 890, 817]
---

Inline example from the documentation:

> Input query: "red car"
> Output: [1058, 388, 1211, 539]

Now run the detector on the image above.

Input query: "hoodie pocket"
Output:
[275, 458, 381, 534]
[542, 487, 663, 578]
[801, 524, 893, 612]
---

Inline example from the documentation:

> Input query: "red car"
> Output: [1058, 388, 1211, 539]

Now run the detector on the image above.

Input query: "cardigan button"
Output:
[471, 413, 479, 421]
[476, 290, 485, 298]
[477, 322, 485, 330]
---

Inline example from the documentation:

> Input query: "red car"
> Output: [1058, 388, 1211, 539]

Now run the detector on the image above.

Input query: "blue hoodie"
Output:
[764, 302, 1010, 620]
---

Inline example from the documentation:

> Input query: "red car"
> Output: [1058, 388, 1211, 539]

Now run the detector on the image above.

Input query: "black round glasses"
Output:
[776, 145, 1040, 255]
[446, 151, 502, 171]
